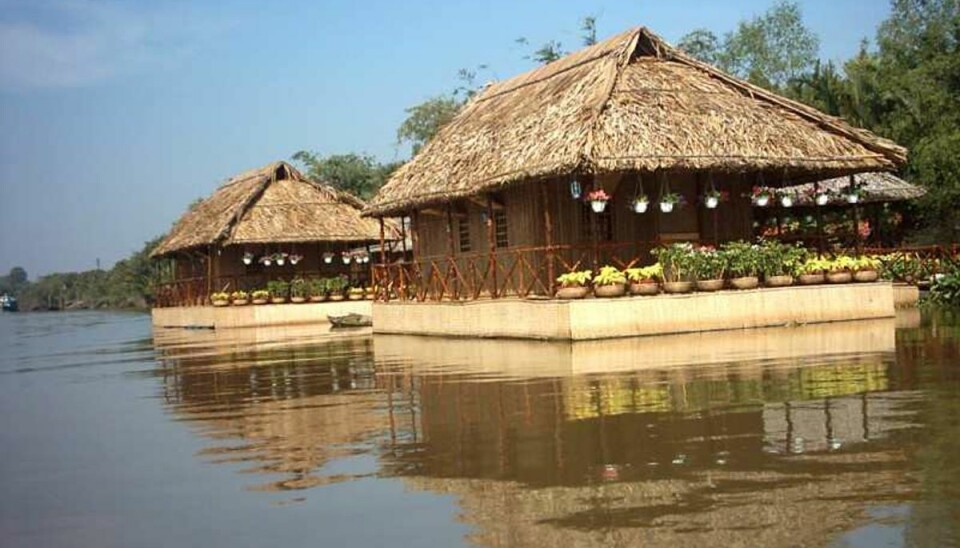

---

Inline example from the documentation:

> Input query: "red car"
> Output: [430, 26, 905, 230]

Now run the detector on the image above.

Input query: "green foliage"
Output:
[325, 276, 348, 293]
[210, 292, 230, 302]
[556, 270, 592, 287]
[395, 95, 463, 155]
[309, 278, 327, 296]
[592, 266, 626, 287]
[652, 243, 698, 282]
[758, 241, 807, 277]
[251, 290, 270, 300]
[720, 241, 763, 278]
[689, 247, 727, 280]
[266, 280, 289, 298]
[289, 277, 308, 298]
[230, 290, 248, 301]
[291, 151, 399, 200]
[625, 264, 663, 283]
[799, 256, 832, 275]
[929, 261, 960, 306]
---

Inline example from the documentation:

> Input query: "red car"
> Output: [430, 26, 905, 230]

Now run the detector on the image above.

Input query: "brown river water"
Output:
[0, 309, 958, 547]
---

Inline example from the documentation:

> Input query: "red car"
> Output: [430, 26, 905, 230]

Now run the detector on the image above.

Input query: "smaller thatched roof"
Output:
[152, 161, 384, 257]
[763, 172, 926, 207]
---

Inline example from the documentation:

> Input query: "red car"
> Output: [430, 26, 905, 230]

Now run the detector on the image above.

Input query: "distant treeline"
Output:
[2, 237, 165, 311]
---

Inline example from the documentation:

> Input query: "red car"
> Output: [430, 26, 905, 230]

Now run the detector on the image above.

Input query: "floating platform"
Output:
[372, 283, 897, 341]
[152, 300, 372, 330]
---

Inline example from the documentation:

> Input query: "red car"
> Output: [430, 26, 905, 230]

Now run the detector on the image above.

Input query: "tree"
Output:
[291, 151, 398, 200]
[677, 29, 721, 65]
[395, 95, 463, 155]
[581, 16, 598, 47]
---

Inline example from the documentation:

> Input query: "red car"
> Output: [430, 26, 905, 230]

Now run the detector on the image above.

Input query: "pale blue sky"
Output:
[0, 0, 892, 277]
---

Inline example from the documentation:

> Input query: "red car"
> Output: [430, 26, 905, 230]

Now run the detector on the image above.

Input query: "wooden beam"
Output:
[540, 182, 555, 296]
[468, 195, 504, 210]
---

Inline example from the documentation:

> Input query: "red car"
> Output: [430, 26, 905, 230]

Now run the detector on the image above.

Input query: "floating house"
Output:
[363, 27, 908, 340]
[151, 161, 393, 329]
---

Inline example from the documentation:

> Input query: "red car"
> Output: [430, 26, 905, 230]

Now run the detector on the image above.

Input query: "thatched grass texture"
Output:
[365, 27, 907, 217]
[771, 172, 926, 206]
[152, 161, 384, 257]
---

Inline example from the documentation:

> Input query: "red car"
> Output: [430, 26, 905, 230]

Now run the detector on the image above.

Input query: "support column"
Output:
[814, 180, 825, 256]
[378, 217, 387, 264]
[487, 196, 498, 298]
[850, 174, 862, 256]
[446, 206, 457, 299]
[540, 183, 555, 296]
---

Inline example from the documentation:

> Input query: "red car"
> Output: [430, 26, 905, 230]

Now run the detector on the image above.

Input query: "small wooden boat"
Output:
[328, 313, 372, 328]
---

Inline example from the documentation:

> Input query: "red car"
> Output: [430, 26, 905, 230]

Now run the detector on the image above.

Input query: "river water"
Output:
[0, 309, 957, 547]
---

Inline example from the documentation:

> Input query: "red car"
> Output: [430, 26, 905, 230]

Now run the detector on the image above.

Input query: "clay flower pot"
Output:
[270, 297, 287, 304]
[630, 281, 660, 296]
[252, 298, 269, 305]
[290, 296, 307, 304]
[556, 286, 590, 300]
[232, 299, 249, 306]
[765, 275, 794, 287]
[854, 270, 879, 283]
[348, 293, 364, 301]
[329, 294, 345, 302]
[799, 273, 825, 285]
[663, 281, 694, 294]
[309, 295, 327, 303]
[212, 300, 229, 307]
[594, 284, 626, 298]
[827, 271, 853, 284]
[730, 276, 759, 290]
[695, 279, 724, 292]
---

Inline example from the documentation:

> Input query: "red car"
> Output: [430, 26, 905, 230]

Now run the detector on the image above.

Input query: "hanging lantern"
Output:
[569, 179, 582, 199]
[815, 193, 829, 206]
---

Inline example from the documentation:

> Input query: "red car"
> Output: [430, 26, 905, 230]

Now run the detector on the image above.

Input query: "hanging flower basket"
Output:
[259, 256, 272, 267]
[273, 252, 287, 266]
[322, 252, 335, 264]
[341, 252, 352, 264]
[751, 187, 772, 207]
[703, 189, 725, 210]
[780, 195, 794, 208]
[633, 196, 649, 214]
[289, 254, 303, 265]
[659, 192, 682, 213]
[815, 193, 830, 206]
[242, 252, 254, 265]
[587, 189, 609, 213]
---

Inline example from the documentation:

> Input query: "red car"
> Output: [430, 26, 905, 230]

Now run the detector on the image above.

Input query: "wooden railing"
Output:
[372, 241, 660, 302]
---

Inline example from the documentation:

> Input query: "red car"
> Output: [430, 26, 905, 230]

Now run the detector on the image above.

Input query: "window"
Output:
[494, 209, 508, 249]
[579, 204, 613, 241]
[458, 218, 471, 253]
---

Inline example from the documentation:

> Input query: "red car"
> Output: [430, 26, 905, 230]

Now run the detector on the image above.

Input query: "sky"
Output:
[0, 0, 893, 278]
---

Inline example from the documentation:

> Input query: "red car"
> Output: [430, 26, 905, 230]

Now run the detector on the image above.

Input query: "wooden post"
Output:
[446, 206, 457, 298]
[540, 183, 555, 296]
[378, 217, 387, 264]
[850, 174, 862, 256]
[814, 180, 825, 256]
[411, 211, 420, 259]
[486, 196, 498, 298]
[206, 245, 213, 297]
[400, 215, 408, 258]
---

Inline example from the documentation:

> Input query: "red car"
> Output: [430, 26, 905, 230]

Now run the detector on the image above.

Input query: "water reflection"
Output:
[150, 313, 960, 546]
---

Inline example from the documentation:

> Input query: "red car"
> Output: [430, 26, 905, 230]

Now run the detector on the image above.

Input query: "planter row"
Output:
[556, 269, 880, 299]
[211, 293, 374, 306]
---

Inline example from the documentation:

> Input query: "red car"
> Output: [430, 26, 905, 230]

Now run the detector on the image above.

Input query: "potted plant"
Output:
[308, 278, 328, 302]
[721, 241, 761, 289]
[853, 256, 881, 282]
[365, 286, 376, 300]
[347, 287, 365, 301]
[259, 255, 272, 267]
[230, 290, 249, 305]
[633, 194, 650, 214]
[751, 187, 773, 207]
[555, 270, 592, 299]
[778, 190, 796, 208]
[844, 186, 865, 204]
[798, 257, 829, 285]
[759, 241, 803, 287]
[322, 252, 335, 264]
[826, 256, 857, 283]
[341, 251, 353, 265]
[289, 277, 308, 303]
[587, 189, 610, 213]
[625, 264, 662, 295]
[703, 188, 724, 210]
[815, 191, 830, 206]
[242, 252, 255, 265]
[210, 292, 230, 307]
[652, 243, 695, 293]
[289, 253, 304, 266]
[266, 280, 289, 303]
[327, 276, 347, 301]
[659, 191, 683, 213]
[251, 290, 270, 305]
[592, 266, 627, 298]
[273, 252, 288, 266]
[691, 246, 726, 291]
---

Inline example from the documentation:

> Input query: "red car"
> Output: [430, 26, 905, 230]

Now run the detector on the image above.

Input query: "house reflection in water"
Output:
[150, 316, 946, 545]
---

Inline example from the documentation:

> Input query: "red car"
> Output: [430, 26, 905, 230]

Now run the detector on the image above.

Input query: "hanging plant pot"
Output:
[633, 200, 649, 214]
[846, 194, 860, 204]
[242, 254, 253, 265]
[660, 202, 675, 213]
[590, 200, 608, 213]
[755, 195, 770, 207]
[705, 196, 719, 209]
[261, 259, 272, 267]
[276, 258, 285, 266]
[780, 196, 794, 208]
[816, 193, 830, 206]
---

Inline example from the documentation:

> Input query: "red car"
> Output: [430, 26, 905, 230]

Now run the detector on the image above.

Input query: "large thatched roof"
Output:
[365, 27, 907, 217]
[769, 172, 926, 207]
[152, 161, 383, 257]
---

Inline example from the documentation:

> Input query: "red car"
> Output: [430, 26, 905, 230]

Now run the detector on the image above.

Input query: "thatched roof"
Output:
[770, 172, 927, 207]
[365, 27, 907, 217]
[152, 161, 383, 257]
